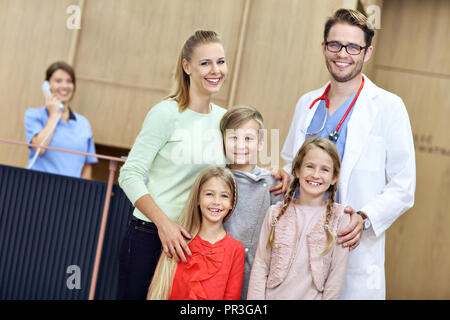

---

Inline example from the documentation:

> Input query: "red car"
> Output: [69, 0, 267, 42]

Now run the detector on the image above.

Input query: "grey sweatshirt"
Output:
[224, 166, 284, 299]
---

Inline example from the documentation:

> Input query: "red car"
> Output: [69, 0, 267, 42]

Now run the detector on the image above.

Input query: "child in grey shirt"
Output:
[220, 106, 285, 299]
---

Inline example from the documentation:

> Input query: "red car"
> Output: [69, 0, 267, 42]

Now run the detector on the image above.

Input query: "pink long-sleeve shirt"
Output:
[248, 202, 350, 300]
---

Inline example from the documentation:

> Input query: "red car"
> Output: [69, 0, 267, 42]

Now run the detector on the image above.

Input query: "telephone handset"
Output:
[27, 82, 64, 169]
[42, 81, 64, 111]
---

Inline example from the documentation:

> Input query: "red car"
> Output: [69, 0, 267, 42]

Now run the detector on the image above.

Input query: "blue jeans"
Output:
[117, 216, 162, 300]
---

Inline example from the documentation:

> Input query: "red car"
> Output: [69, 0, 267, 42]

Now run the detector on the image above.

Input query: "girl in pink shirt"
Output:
[148, 167, 245, 300]
[248, 138, 350, 299]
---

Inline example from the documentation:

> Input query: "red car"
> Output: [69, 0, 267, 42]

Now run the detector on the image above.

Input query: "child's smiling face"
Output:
[295, 146, 338, 200]
[224, 119, 262, 169]
[198, 177, 233, 225]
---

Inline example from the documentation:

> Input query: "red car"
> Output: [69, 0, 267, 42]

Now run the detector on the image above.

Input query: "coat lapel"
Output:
[338, 75, 379, 203]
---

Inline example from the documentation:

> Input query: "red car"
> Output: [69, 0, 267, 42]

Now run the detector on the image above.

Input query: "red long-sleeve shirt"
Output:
[169, 233, 245, 300]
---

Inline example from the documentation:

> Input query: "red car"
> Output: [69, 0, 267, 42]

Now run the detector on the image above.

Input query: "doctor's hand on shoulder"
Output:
[268, 167, 291, 195]
[337, 206, 365, 251]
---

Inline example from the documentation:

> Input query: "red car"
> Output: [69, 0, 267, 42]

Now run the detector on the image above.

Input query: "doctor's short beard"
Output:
[325, 54, 365, 83]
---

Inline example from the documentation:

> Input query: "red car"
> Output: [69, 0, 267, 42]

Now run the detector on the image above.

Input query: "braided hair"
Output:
[321, 177, 338, 254]
[266, 176, 299, 248]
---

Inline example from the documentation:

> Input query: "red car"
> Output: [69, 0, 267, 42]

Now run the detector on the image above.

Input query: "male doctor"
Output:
[281, 8, 415, 299]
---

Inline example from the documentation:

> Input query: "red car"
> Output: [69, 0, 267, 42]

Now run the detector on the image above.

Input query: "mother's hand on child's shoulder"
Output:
[158, 219, 192, 263]
[268, 167, 290, 195]
[337, 206, 364, 251]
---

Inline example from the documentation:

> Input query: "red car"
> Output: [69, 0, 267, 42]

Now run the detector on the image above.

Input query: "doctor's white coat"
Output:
[281, 74, 416, 299]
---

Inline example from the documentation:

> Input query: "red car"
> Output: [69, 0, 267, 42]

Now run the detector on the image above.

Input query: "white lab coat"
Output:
[281, 74, 416, 299]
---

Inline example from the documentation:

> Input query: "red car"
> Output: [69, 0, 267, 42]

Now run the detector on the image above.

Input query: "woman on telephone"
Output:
[24, 61, 98, 179]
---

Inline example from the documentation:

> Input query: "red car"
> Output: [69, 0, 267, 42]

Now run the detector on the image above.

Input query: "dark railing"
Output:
[0, 138, 134, 299]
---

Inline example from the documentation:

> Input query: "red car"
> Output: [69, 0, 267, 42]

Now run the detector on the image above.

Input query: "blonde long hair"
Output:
[148, 166, 237, 299]
[266, 138, 341, 254]
[167, 30, 222, 112]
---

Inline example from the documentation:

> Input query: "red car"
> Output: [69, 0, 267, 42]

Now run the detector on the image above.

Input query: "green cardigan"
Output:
[119, 99, 227, 222]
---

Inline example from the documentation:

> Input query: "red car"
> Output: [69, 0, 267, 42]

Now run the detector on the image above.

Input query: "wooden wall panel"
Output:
[72, 80, 164, 148]
[0, 0, 80, 167]
[373, 0, 450, 299]
[375, 0, 450, 76]
[374, 70, 450, 299]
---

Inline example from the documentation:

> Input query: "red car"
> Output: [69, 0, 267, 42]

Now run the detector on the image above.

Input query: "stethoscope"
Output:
[303, 77, 365, 141]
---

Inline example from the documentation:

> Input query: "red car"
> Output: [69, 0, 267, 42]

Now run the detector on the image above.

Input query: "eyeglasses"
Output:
[325, 41, 368, 55]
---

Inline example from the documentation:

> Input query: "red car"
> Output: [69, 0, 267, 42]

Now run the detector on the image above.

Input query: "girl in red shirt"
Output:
[148, 167, 245, 300]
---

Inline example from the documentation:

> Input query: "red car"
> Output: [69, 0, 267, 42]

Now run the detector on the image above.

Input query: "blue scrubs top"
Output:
[24, 106, 98, 178]
[304, 91, 358, 202]
[306, 90, 357, 160]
